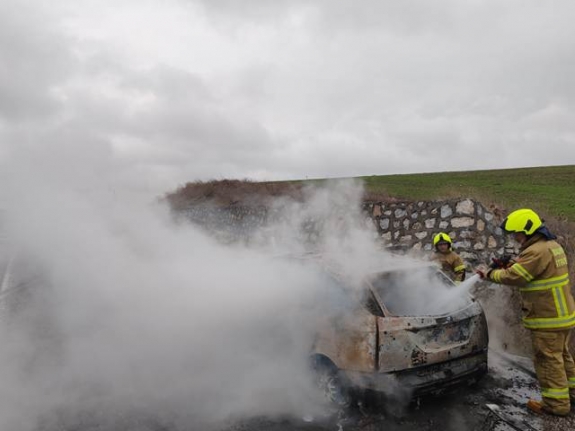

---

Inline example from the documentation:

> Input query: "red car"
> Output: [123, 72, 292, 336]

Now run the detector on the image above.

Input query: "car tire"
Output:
[312, 359, 352, 408]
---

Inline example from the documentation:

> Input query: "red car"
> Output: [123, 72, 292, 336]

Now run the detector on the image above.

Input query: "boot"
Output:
[526, 399, 569, 416]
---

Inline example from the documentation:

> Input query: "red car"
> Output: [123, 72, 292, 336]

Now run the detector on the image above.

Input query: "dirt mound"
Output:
[163, 179, 306, 210]
[163, 179, 398, 210]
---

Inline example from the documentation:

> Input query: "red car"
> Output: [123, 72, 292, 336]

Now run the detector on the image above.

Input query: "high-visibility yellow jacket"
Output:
[432, 250, 466, 282]
[488, 234, 575, 331]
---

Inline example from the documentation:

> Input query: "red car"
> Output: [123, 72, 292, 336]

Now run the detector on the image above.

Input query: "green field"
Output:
[169, 164, 575, 221]
[358, 165, 575, 221]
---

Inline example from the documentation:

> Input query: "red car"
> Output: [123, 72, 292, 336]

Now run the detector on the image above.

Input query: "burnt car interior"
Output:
[368, 267, 472, 316]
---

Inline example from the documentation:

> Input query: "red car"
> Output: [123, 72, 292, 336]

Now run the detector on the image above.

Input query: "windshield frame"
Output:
[364, 267, 465, 317]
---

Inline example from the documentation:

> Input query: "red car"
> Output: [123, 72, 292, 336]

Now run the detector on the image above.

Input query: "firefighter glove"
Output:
[489, 254, 512, 269]
[476, 265, 489, 279]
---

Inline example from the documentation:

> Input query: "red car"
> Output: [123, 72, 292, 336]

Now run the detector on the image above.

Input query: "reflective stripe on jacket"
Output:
[488, 234, 575, 331]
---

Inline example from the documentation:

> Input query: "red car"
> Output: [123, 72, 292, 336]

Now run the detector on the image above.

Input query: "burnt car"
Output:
[308, 257, 489, 405]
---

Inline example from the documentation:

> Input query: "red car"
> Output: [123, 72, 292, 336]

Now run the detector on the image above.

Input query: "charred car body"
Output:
[308, 257, 489, 404]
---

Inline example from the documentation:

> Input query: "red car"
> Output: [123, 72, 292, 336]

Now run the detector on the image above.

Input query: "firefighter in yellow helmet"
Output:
[476, 208, 575, 416]
[431, 232, 466, 283]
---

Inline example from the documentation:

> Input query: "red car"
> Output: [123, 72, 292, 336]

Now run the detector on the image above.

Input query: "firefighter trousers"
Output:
[531, 329, 575, 414]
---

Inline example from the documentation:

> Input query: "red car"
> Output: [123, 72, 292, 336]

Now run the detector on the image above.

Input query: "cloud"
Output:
[1, 0, 574, 195]
[0, 1, 72, 121]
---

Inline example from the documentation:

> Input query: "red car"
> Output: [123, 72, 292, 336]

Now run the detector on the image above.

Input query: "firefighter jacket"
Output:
[432, 250, 466, 282]
[487, 233, 575, 331]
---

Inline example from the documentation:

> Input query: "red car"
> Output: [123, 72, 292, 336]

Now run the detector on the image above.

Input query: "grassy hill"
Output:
[167, 165, 575, 221]
[360, 164, 575, 221]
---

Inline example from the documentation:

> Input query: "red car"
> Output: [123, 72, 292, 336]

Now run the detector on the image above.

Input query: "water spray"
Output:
[457, 273, 482, 294]
[427, 273, 482, 313]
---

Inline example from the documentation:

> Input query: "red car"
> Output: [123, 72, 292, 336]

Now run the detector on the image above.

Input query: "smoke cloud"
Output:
[0, 145, 341, 430]
[1, 141, 438, 430]
[0, 143, 482, 430]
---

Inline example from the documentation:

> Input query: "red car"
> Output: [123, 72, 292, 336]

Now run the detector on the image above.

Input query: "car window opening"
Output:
[369, 268, 473, 316]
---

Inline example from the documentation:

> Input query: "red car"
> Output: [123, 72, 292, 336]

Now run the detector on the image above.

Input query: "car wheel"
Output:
[313, 362, 352, 408]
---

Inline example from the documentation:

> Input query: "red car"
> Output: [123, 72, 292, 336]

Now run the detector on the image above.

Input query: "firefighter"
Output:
[431, 232, 466, 283]
[476, 208, 575, 416]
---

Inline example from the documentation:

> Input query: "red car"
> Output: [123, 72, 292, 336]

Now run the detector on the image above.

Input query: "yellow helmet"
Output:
[433, 232, 452, 247]
[500, 208, 542, 236]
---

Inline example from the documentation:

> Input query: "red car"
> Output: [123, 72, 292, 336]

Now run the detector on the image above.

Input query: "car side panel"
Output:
[312, 308, 378, 373]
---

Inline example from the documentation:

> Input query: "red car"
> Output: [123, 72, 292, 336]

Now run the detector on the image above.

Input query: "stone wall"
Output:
[365, 198, 511, 265]
[179, 197, 512, 266]
[180, 205, 270, 243]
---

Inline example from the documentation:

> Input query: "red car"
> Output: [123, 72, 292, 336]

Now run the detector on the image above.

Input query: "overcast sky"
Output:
[1, 0, 575, 196]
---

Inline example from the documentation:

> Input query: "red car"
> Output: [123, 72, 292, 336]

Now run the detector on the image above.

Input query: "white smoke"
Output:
[256, 179, 385, 280]
[0, 146, 347, 429]
[0, 142, 487, 430]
